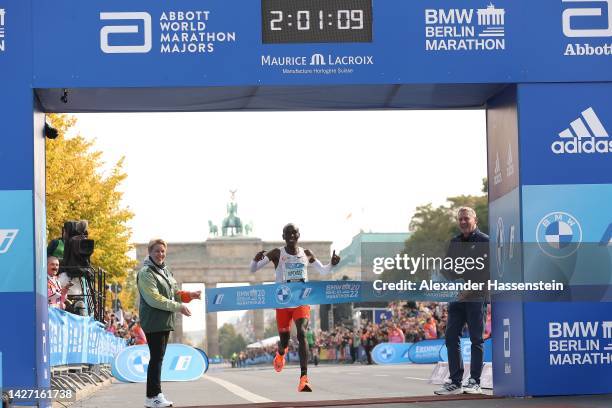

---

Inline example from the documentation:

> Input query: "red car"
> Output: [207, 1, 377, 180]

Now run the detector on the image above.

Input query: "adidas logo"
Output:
[552, 107, 610, 154]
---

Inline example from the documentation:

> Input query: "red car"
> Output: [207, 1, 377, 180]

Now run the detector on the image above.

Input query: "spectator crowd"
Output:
[232, 301, 492, 366]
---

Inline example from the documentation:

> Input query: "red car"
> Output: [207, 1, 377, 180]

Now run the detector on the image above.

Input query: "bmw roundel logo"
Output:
[276, 285, 292, 304]
[379, 345, 395, 361]
[536, 212, 582, 258]
[126, 349, 150, 379]
[496, 217, 505, 278]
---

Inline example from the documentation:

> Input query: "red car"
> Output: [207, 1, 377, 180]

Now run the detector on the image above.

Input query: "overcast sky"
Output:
[69, 110, 487, 251]
[69, 110, 487, 331]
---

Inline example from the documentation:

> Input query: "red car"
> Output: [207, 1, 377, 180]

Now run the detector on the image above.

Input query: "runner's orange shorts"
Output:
[276, 305, 311, 332]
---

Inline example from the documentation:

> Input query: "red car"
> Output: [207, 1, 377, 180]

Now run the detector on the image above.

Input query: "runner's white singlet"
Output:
[275, 247, 309, 283]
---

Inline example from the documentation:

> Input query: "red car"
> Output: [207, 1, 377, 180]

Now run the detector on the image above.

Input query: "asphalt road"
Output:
[73, 363, 611, 408]
[75, 363, 446, 407]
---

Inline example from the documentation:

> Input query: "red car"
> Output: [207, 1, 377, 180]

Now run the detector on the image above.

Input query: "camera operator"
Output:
[58, 220, 95, 316]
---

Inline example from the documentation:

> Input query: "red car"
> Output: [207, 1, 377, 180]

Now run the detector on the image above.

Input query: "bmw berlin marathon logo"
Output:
[276, 285, 292, 305]
[536, 212, 583, 258]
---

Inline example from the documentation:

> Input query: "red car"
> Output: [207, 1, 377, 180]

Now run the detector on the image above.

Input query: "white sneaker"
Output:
[144, 394, 172, 408]
[158, 393, 173, 406]
[463, 378, 483, 394]
[434, 382, 463, 395]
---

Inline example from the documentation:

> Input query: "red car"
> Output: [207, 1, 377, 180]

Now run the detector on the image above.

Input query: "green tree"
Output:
[218, 324, 248, 358]
[46, 114, 137, 307]
[381, 180, 488, 282]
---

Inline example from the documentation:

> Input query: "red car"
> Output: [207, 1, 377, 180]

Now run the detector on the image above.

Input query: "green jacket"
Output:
[137, 257, 182, 333]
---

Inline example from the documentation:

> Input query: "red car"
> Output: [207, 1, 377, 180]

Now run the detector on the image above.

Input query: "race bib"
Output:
[285, 261, 306, 282]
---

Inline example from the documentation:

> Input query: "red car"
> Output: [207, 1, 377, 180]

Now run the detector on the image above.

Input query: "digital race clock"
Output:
[261, 0, 373, 44]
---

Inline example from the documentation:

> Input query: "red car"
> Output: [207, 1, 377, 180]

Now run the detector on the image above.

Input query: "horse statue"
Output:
[222, 200, 243, 236]
[208, 220, 219, 237]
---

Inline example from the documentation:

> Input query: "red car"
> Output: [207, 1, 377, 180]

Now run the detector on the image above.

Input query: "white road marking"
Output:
[374, 374, 389, 377]
[404, 376, 429, 381]
[203, 375, 274, 403]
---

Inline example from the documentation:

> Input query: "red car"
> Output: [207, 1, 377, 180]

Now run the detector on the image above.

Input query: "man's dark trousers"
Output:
[445, 301, 487, 385]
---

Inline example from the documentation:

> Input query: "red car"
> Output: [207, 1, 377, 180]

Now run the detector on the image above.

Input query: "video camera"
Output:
[60, 220, 95, 279]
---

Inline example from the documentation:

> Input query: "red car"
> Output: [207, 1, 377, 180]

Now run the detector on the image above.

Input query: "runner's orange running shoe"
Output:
[273, 348, 287, 373]
[298, 375, 312, 392]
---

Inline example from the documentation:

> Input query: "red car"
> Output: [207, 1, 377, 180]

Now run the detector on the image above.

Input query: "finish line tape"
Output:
[205, 280, 457, 312]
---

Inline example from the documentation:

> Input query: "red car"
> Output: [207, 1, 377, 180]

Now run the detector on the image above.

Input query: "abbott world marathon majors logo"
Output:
[536, 212, 582, 258]
[553, 107, 610, 154]
[562, 0, 612, 56]
[424, 3, 506, 51]
[261, 53, 374, 75]
[99, 11, 237, 55]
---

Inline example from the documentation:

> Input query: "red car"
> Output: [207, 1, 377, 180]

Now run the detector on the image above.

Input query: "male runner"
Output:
[250, 223, 340, 392]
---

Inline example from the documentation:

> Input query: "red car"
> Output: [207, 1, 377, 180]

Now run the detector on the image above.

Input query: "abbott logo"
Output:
[562, 0, 612, 37]
[0, 229, 18, 254]
[553, 107, 610, 154]
[100, 12, 152, 54]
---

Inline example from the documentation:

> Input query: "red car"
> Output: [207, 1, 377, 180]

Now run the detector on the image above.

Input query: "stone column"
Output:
[206, 312, 219, 356]
[206, 282, 220, 356]
[253, 309, 264, 341]
[252, 284, 265, 341]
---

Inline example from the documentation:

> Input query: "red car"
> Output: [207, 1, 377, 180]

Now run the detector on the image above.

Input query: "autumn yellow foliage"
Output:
[46, 114, 138, 309]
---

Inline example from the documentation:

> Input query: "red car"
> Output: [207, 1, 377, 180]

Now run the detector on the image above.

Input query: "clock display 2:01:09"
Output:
[261, 0, 372, 43]
[269, 9, 366, 31]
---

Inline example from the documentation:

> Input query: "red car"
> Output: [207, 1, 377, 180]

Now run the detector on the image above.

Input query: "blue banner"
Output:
[205, 280, 456, 312]
[0, 190, 34, 293]
[112, 344, 207, 383]
[407, 339, 446, 364]
[372, 343, 413, 365]
[48, 307, 126, 367]
[523, 302, 612, 395]
[522, 184, 612, 291]
[519, 83, 612, 186]
[29, 1, 612, 88]
[439, 338, 493, 363]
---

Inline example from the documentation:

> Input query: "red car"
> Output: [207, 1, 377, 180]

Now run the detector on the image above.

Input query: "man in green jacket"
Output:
[138, 238, 201, 408]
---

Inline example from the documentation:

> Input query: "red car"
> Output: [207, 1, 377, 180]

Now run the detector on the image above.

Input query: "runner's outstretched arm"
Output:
[304, 249, 341, 275]
[250, 248, 280, 272]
